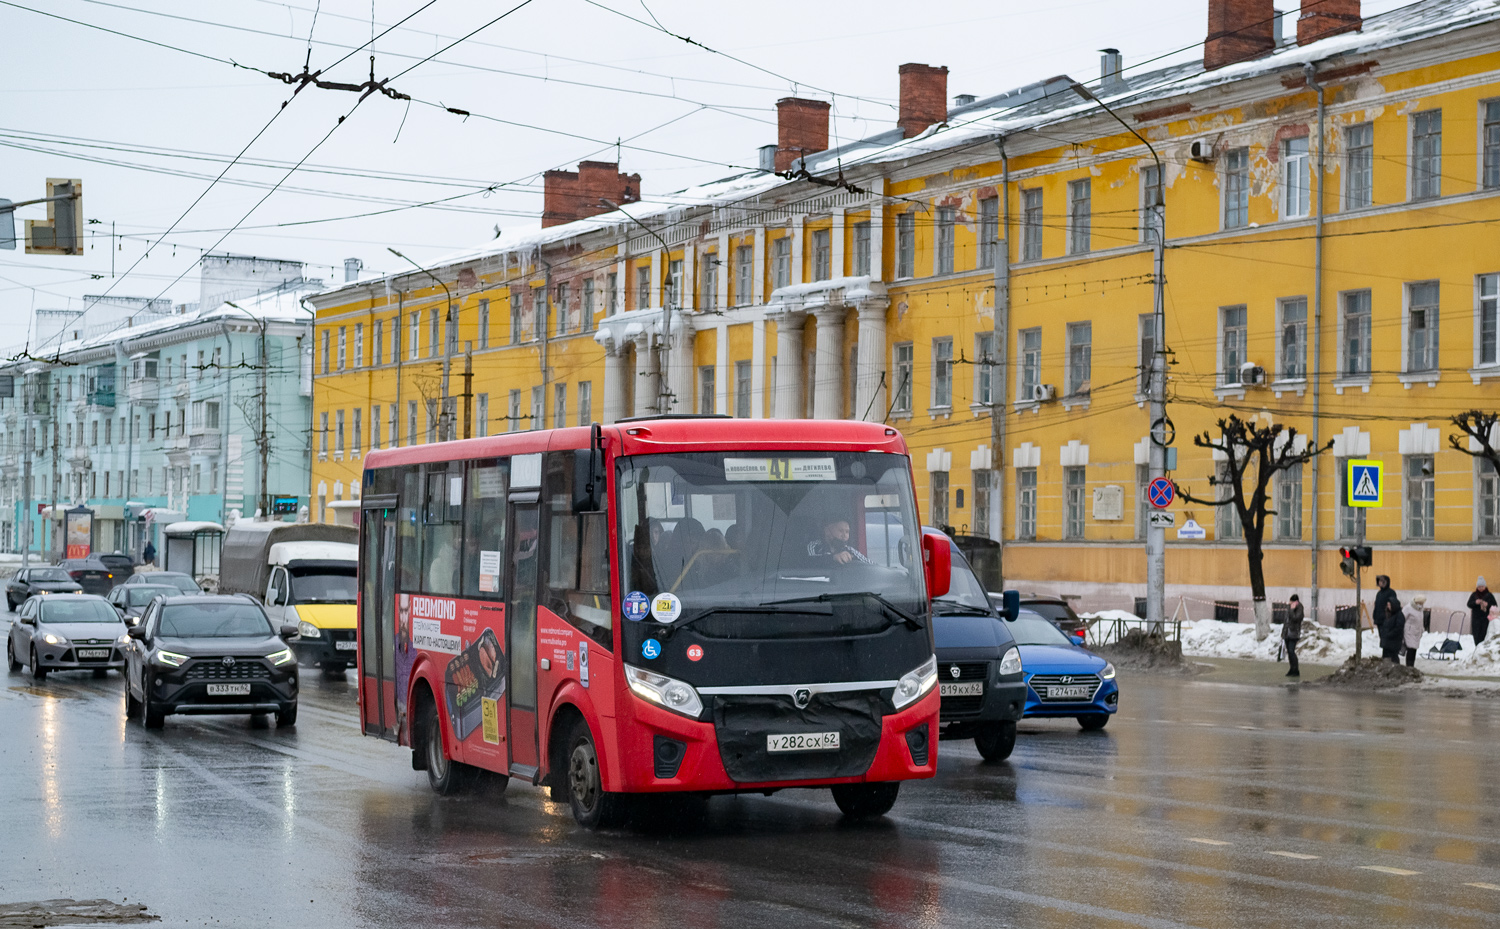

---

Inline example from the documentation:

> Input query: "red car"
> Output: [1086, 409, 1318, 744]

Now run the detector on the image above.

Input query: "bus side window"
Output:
[397, 466, 422, 592]
[422, 465, 462, 596]
[544, 453, 611, 651]
[462, 460, 508, 598]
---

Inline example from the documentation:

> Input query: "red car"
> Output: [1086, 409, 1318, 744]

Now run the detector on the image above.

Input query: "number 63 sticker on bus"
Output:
[358, 419, 949, 828]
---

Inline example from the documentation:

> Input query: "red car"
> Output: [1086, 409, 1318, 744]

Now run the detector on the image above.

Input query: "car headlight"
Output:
[154, 650, 189, 668]
[267, 648, 295, 667]
[1100, 662, 1116, 681]
[38, 590, 51, 595]
[116, 634, 131, 646]
[42, 633, 65, 646]
[624, 664, 703, 718]
[998, 646, 1023, 676]
[296, 620, 322, 639]
[892, 655, 938, 710]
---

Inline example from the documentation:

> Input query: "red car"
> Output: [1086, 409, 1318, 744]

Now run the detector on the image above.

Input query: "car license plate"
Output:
[77, 649, 110, 659]
[207, 683, 251, 696]
[334, 640, 357, 651]
[1048, 684, 1093, 699]
[766, 732, 840, 753]
[940, 681, 983, 697]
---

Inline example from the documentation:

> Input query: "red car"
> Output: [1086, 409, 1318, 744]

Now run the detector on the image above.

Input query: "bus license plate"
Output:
[207, 684, 251, 696]
[1048, 685, 1093, 699]
[940, 682, 982, 697]
[766, 732, 840, 753]
[77, 649, 110, 659]
[334, 640, 357, 651]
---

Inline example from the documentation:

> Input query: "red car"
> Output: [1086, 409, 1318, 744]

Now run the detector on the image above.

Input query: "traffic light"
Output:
[1339, 550, 1356, 579]
[25, 178, 83, 256]
[1338, 545, 1373, 579]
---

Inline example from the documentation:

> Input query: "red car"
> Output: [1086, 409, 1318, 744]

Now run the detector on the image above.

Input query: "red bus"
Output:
[356, 416, 949, 827]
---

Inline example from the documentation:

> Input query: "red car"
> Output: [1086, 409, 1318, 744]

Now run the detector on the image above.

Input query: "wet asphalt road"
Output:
[3, 651, 1500, 928]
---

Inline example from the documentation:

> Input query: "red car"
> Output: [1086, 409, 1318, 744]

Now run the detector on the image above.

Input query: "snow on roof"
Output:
[163, 521, 226, 535]
[268, 540, 357, 564]
[311, 0, 1500, 303]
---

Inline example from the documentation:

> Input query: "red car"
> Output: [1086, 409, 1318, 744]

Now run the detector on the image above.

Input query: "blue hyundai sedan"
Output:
[1011, 609, 1118, 729]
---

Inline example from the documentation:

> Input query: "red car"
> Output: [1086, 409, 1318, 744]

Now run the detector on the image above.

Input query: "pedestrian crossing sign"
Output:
[1347, 459, 1383, 507]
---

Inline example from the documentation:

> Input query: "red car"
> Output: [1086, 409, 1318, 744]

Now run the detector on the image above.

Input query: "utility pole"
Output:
[601, 198, 674, 414]
[388, 249, 453, 439]
[462, 342, 474, 440]
[20, 375, 32, 568]
[1072, 81, 1169, 634]
[49, 383, 58, 559]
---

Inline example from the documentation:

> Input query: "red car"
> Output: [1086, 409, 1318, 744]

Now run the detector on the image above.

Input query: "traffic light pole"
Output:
[1353, 522, 1364, 662]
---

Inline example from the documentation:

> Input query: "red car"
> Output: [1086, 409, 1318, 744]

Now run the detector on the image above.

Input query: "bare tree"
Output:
[1448, 410, 1500, 472]
[1173, 414, 1333, 640]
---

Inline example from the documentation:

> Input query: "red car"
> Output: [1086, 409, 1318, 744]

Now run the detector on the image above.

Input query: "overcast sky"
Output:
[0, 0, 1413, 349]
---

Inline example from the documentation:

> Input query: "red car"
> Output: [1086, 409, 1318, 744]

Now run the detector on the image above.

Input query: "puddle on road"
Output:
[0, 898, 157, 926]
[411, 849, 610, 866]
[6, 686, 86, 700]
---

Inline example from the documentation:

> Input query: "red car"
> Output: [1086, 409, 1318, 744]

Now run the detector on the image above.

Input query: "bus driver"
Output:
[807, 518, 872, 566]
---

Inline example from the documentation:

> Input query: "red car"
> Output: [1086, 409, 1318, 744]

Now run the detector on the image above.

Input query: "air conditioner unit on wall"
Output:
[1032, 383, 1056, 402]
[1239, 362, 1266, 386]
[1189, 139, 1215, 162]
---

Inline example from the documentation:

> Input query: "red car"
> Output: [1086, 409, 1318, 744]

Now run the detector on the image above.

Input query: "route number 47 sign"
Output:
[1346, 459, 1383, 508]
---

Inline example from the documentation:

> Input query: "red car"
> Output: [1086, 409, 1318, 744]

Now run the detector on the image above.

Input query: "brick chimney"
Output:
[1297, 0, 1361, 45]
[1203, 0, 1276, 71]
[898, 63, 949, 138]
[775, 98, 831, 172]
[542, 161, 641, 228]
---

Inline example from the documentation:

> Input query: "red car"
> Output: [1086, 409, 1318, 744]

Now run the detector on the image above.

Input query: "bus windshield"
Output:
[617, 451, 924, 631]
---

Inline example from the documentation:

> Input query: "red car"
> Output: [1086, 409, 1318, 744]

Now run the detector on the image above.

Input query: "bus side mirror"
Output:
[572, 427, 606, 513]
[921, 531, 951, 600]
[1000, 589, 1020, 621]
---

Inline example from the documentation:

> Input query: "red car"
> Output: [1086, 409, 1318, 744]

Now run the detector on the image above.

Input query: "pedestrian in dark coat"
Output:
[1282, 595, 1305, 678]
[1467, 577, 1495, 645]
[142, 539, 156, 567]
[1373, 575, 1402, 663]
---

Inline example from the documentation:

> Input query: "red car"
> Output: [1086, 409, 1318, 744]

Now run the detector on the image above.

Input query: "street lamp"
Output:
[388, 248, 455, 439]
[601, 198, 674, 415]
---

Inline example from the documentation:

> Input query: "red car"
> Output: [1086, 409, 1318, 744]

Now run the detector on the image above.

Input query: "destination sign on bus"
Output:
[723, 457, 837, 481]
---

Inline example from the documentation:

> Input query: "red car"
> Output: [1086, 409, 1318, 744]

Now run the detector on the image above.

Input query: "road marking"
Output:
[1465, 882, 1500, 891]
[1269, 851, 1320, 860]
[1360, 866, 1421, 876]
[1186, 838, 1231, 846]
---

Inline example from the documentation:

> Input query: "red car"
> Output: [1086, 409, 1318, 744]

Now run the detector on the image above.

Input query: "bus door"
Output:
[506, 491, 542, 775]
[359, 497, 399, 740]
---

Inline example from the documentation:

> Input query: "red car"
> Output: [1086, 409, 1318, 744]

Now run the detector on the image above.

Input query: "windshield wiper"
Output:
[931, 600, 995, 617]
[758, 591, 924, 630]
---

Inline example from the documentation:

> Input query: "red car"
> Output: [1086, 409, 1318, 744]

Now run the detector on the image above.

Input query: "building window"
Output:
[474, 395, 487, 437]
[1485, 101, 1500, 190]
[1064, 466, 1086, 540]
[353, 323, 364, 368]
[1140, 165, 1164, 242]
[699, 254, 718, 310]
[1341, 290, 1372, 377]
[477, 299, 489, 349]
[533, 288, 547, 341]
[605, 271, 618, 317]
[577, 381, 592, 426]
[1277, 462, 1303, 540]
[1221, 305, 1248, 385]
[930, 337, 953, 409]
[352, 407, 362, 454]
[428, 308, 440, 358]
[1411, 109, 1443, 201]
[1019, 327, 1042, 401]
[1021, 188, 1043, 261]
[1066, 322, 1092, 397]
[1067, 179, 1091, 255]
[734, 245, 753, 305]
[1344, 122, 1374, 210]
[371, 404, 382, 448]
[426, 399, 438, 443]
[1224, 147, 1250, 229]
[1138, 314, 1156, 395]
[389, 404, 399, 447]
[697, 366, 715, 414]
[409, 313, 420, 360]
[319, 412, 329, 458]
[975, 331, 995, 407]
[811, 229, 832, 281]
[510, 294, 523, 345]
[320, 330, 330, 374]
[636, 265, 651, 310]
[734, 360, 751, 418]
[891, 342, 914, 414]
[1215, 462, 1240, 540]
[373, 319, 385, 364]
[771, 236, 791, 291]
[1406, 281, 1439, 373]
[1135, 463, 1149, 540]
[1479, 459, 1500, 539]
[508, 389, 521, 433]
[1480, 274, 1500, 367]
[896, 212, 915, 279]
[554, 383, 567, 432]
[666, 259, 683, 310]
[530, 386, 543, 431]
[1283, 136, 1310, 218]
[930, 471, 950, 530]
[1016, 468, 1036, 539]
[978, 196, 999, 269]
[1279, 298, 1308, 379]
[1406, 455, 1435, 539]
[973, 469, 994, 539]
[935, 207, 955, 275]
[408, 401, 417, 446]
[852, 221, 871, 277]
[555, 281, 571, 335]
[581, 279, 595, 332]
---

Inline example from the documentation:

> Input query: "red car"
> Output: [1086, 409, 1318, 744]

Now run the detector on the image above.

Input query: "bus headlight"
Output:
[892, 655, 937, 710]
[624, 665, 703, 719]
[998, 646, 1023, 676]
[297, 621, 322, 639]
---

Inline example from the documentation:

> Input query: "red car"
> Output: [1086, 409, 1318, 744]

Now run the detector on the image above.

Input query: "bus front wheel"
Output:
[831, 782, 900, 819]
[566, 720, 626, 829]
[420, 696, 474, 795]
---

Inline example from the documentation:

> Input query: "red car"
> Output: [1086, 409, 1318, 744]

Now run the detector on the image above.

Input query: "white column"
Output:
[869, 194, 885, 283]
[750, 318, 766, 419]
[715, 319, 729, 415]
[633, 332, 658, 418]
[715, 232, 729, 312]
[751, 227, 766, 305]
[791, 218, 804, 286]
[832, 209, 847, 279]
[650, 251, 662, 309]
[812, 306, 846, 420]
[681, 246, 695, 312]
[602, 341, 629, 424]
[773, 312, 805, 419]
[855, 302, 888, 421]
[665, 312, 694, 415]
[612, 259, 626, 316]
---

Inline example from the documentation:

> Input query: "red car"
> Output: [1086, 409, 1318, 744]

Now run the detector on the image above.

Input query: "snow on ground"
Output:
[1080, 611, 1500, 677]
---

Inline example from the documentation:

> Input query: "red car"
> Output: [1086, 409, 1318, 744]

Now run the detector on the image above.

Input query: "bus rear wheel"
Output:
[565, 720, 626, 829]
[420, 696, 474, 795]
[831, 782, 900, 819]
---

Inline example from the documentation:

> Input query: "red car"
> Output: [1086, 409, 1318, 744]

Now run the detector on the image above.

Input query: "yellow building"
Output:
[309, 0, 1500, 627]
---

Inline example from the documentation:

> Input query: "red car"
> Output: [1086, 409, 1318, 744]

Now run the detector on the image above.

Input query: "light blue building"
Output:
[0, 261, 318, 561]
